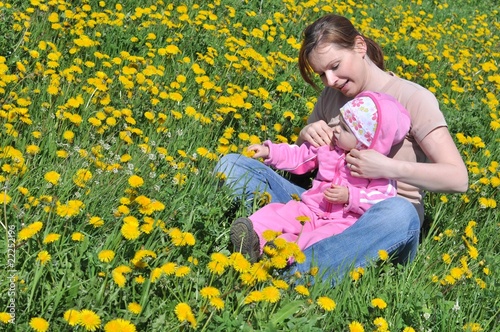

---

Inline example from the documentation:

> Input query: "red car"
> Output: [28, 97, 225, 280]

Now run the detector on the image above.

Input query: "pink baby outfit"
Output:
[249, 91, 411, 252]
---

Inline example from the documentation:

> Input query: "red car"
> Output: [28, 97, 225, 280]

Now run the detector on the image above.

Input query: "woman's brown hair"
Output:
[298, 15, 385, 89]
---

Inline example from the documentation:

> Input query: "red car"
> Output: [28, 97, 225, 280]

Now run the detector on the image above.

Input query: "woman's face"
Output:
[307, 39, 367, 97]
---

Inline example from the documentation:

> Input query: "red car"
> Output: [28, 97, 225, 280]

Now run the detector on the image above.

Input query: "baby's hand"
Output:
[324, 185, 349, 204]
[248, 144, 270, 159]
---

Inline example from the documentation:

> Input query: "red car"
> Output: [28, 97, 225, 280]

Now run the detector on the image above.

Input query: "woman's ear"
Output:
[353, 35, 367, 56]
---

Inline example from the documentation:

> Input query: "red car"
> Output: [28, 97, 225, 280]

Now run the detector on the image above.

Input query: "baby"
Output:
[230, 91, 411, 263]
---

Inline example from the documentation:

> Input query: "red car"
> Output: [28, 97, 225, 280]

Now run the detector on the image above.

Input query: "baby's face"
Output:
[332, 115, 358, 151]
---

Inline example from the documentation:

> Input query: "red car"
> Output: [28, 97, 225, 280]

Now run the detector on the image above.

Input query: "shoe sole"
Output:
[230, 217, 260, 263]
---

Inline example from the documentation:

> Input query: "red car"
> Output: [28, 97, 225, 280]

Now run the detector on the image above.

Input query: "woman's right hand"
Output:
[298, 120, 334, 147]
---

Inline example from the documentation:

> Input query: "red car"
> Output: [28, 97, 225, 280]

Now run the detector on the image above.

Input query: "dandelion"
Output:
[73, 169, 92, 187]
[127, 302, 142, 314]
[463, 322, 483, 332]
[200, 287, 220, 299]
[378, 249, 389, 261]
[371, 298, 387, 309]
[89, 216, 105, 227]
[294, 285, 310, 296]
[350, 267, 365, 281]
[0, 312, 12, 324]
[121, 223, 141, 240]
[29, 317, 49, 332]
[244, 290, 264, 304]
[103, 318, 136, 332]
[317, 296, 336, 311]
[37, 251, 51, 265]
[128, 174, 144, 188]
[0, 193, 11, 204]
[26, 145, 40, 155]
[373, 317, 389, 331]
[402, 327, 416, 332]
[18, 221, 43, 241]
[209, 297, 225, 310]
[174, 302, 197, 328]
[78, 309, 101, 331]
[63, 309, 80, 326]
[262, 286, 281, 303]
[230, 252, 252, 272]
[44, 170, 60, 185]
[174, 265, 190, 277]
[98, 250, 115, 263]
[207, 252, 229, 275]
[43, 233, 61, 244]
[71, 232, 85, 241]
[349, 321, 365, 332]
[296, 215, 311, 224]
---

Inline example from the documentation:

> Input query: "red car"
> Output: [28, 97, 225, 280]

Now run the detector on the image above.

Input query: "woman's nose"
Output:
[323, 70, 337, 87]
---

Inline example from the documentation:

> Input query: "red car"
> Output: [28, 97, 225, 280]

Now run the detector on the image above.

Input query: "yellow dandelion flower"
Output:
[37, 251, 51, 265]
[378, 249, 389, 261]
[350, 267, 365, 281]
[262, 229, 281, 242]
[98, 250, 115, 263]
[0, 193, 11, 205]
[26, 145, 40, 155]
[29, 317, 49, 332]
[44, 171, 60, 185]
[18, 221, 43, 241]
[349, 321, 365, 332]
[262, 286, 281, 303]
[89, 216, 104, 228]
[174, 303, 197, 328]
[134, 275, 145, 284]
[296, 215, 310, 224]
[73, 169, 92, 188]
[121, 223, 141, 240]
[463, 322, 483, 332]
[78, 309, 101, 331]
[63, 309, 80, 326]
[200, 287, 220, 299]
[103, 318, 136, 332]
[128, 175, 144, 188]
[209, 297, 225, 310]
[309, 266, 319, 276]
[244, 290, 264, 304]
[294, 285, 309, 296]
[317, 296, 336, 311]
[442, 253, 451, 264]
[0, 312, 12, 324]
[272, 279, 289, 290]
[175, 266, 191, 277]
[43, 233, 61, 244]
[475, 278, 486, 289]
[371, 298, 387, 309]
[402, 327, 416, 332]
[230, 252, 252, 272]
[373, 317, 388, 331]
[71, 232, 85, 242]
[127, 302, 142, 315]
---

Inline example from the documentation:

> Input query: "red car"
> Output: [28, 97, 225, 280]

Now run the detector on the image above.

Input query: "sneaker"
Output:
[230, 217, 260, 263]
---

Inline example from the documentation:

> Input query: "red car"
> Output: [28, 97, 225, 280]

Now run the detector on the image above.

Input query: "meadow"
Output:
[0, 0, 498, 331]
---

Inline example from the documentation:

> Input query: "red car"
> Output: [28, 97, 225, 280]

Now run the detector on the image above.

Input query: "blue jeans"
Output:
[214, 153, 421, 284]
[214, 153, 307, 205]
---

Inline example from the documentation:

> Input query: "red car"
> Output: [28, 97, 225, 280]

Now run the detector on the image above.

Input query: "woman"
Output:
[214, 14, 468, 283]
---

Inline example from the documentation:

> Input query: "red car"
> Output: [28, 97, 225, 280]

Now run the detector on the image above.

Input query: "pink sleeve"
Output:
[344, 179, 398, 215]
[263, 140, 318, 175]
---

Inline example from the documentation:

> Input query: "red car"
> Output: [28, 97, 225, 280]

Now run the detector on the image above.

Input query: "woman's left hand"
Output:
[346, 149, 392, 179]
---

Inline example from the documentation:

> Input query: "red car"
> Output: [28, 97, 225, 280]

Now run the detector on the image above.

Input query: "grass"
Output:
[0, 0, 498, 331]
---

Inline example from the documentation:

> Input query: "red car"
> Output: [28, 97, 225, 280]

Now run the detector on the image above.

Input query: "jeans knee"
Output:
[214, 153, 238, 173]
